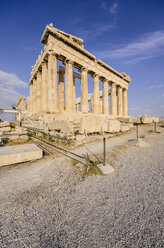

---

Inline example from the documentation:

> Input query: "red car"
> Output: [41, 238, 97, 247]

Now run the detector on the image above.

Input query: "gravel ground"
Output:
[0, 124, 164, 247]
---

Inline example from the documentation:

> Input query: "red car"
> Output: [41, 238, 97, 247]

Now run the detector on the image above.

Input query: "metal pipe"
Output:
[154, 121, 157, 132]
[31, 136, 90, 168]
[103, 137, 106, 166]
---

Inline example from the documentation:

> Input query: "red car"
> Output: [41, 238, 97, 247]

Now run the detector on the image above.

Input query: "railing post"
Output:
[103, 137, 106, 166]
[154, 121, 157, 132]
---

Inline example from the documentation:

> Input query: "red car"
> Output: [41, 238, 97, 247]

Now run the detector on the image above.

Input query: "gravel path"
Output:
[0, 124, 163, 247]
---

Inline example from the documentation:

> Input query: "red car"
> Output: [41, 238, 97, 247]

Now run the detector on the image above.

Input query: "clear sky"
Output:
[0, 0, 164, 118]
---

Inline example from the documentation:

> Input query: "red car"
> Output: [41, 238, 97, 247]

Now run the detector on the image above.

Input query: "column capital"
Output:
[47, 50, 57, 57]
[37, 70, 42, 77]
[36, 69, 41, 73]
[64, 59, 74, 66]
[33, 74, 37, 80]
[41, 60, 47, 65]
[110, 82, 117, 87]
[123, 87, 127, 91]
[79, 67, 88, 73]
[91, 73, 100, 79]
[101, 78, 108, 83]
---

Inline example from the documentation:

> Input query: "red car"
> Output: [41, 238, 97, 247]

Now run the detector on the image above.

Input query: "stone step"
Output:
[0, 144, 43, 167]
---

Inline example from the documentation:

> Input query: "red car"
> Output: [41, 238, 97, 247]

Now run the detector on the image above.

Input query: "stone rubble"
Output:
[0, 121, 29, 144]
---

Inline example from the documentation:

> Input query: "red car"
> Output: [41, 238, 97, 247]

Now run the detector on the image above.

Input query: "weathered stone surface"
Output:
[16, 126, 27, 132]
[0, 121, 10, 128]
[108, 119, 121, 132]
[141, 116, 159, 124]
[79, 116, 108, 134]
[131, 117, 141, 124]
[20, 135, 29, 140]
[117, 117, 133, 123]
[8, 135, 29, 142]
[120, 123, 130, 132]
[16, 96, 26, 110]
[22, 120, 46, 130]
[0, 127, 11, 132]
[8, 135, 20, 141]
[22, 113, 134, 136]
[5, 131, 27, 135]
[48, 120, 74, 133]
[0, 144, 42, 167]
[76, 134, 86, 141]
[97, 163, 114, 175]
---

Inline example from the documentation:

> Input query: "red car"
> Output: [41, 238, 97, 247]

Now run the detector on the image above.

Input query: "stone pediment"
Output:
[121, 72, 131, 82]
[41, 23, 84, 47]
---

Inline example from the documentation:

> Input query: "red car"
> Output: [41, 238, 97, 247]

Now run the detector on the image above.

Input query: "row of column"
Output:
[29, 53, 128, 117]
[110, 83, 128, 117]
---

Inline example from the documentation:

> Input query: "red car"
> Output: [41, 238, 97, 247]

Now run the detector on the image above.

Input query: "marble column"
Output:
[92, 74, 99, 114]
[41, 62, 48, 111]
[91, 95, 93, 112]
[99, 99, 102, 114]
[123, 88, 128, 116]
[65, 60, 74, 112]
[117, 86, 123, 116]
[73, 77, 76, 111]
[33, 78, 37, 114]
[110, 82, 117, 116]
[29, 82, 33, 114]
[36, 71, 42, 113]
[58, 70, 65, 112]
[102, 80, 109, 115]
[80, 68, 88, 113]
[48, 53, 58, 112]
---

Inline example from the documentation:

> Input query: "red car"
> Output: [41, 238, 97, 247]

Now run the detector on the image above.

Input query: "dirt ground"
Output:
[0, 123, 163, 247]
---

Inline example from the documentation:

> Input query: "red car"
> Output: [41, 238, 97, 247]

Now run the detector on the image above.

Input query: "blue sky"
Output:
[0, 0, 164, 118]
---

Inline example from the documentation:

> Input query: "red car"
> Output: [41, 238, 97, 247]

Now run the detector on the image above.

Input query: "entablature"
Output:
[30, 23, 131, 90]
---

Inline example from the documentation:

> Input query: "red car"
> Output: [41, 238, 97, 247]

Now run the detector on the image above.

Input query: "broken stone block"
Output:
[8, 135, 20, 141]
[5, 131, 27, 135]
[48, 120, 74, 133]
[8, 134, 29, 142]
[20, 135, 29, 141]
[120, 123, 130, 132]
[0, 144, 43, 167]
[0, 126, 11, 132]
[141, 116, 159, 124]
[108, 119, 121, 132]
[79, 116, 108, 133]
[117, 117, 133, 123]
[0, 121, 10, 128]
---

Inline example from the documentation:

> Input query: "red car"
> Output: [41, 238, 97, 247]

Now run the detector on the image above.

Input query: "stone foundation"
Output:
[22, 112, 134, 136]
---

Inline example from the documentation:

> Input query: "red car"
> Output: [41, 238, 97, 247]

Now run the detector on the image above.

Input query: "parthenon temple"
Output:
[22, 23, 132, 134]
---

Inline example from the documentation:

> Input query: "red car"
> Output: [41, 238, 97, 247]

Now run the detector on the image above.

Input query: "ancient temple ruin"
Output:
[23, 23, 132, 134]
